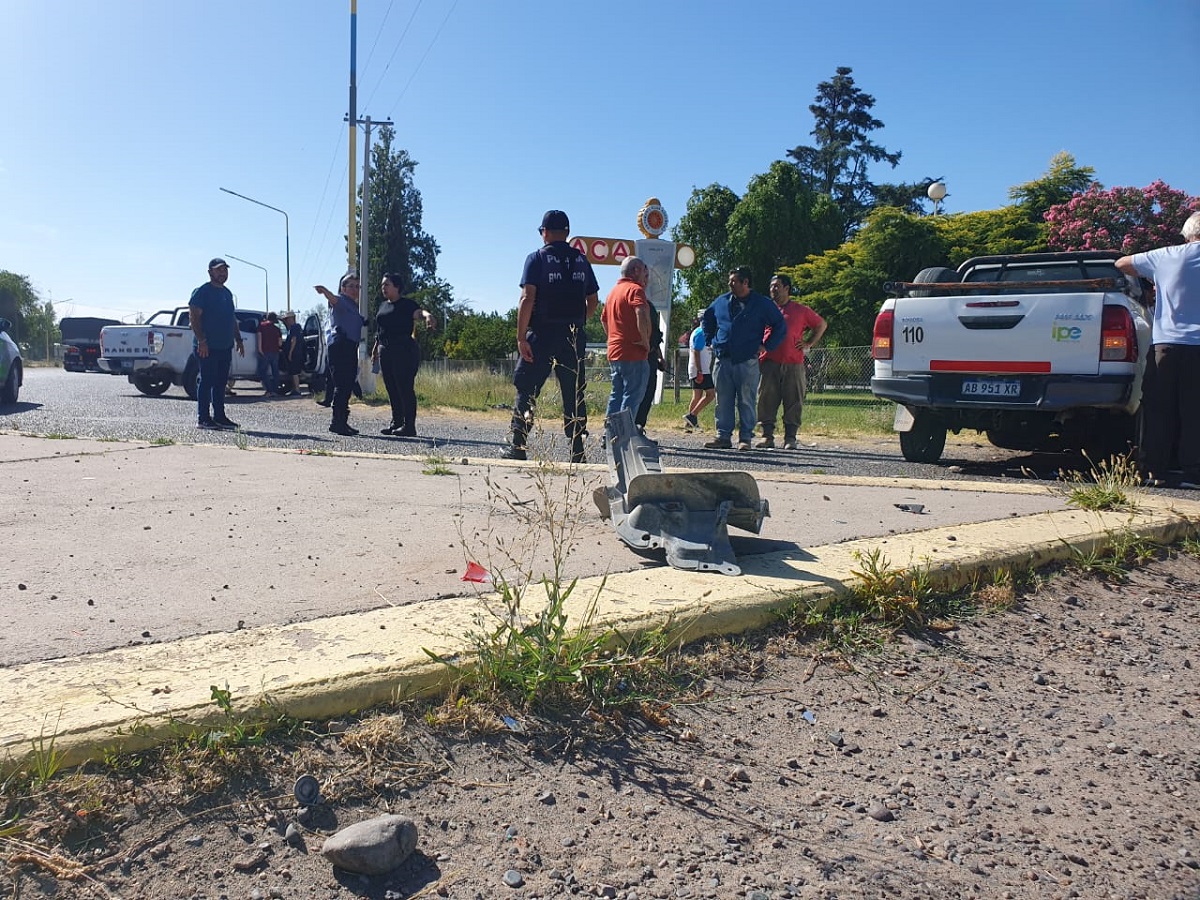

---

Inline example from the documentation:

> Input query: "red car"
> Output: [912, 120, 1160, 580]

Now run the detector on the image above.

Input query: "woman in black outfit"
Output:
[373, 272, 436, 436]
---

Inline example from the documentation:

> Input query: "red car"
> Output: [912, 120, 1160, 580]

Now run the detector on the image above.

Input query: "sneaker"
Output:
[197, 418, 219, 430]
[500, 446, 527, 461]
[704, 437, 732, 450]
[329, 423, 359, 436]
[683, 413, 699, 430]
[737, 441, 753, 451]
[782, 439, 798, 450]
[380, 425, 398, 435]
[315, 398, 332, 407]
[212, 418, 240, 430]
[1141, 477, 1168, 488]
[755, 436, 775, 449]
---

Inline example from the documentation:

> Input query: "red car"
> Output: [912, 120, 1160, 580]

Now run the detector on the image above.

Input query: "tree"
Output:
[872, 176, 945, 215]
[724, 161, 844, 296]
[780, 208, 945, 346]
[1045, 180, 1199, 254]
[671, 183, 740, 317]
[786, 66, 901, 236]
[355, 125, 440, 305]
[934, 206, 1048, 266]
[1008, 152, 1096, 223]
[409, 276, 470, 360]
[445, 310, 517, 361]
[0, 271, 56, 358]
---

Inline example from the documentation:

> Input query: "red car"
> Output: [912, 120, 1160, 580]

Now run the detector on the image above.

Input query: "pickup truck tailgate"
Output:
[892, 291, 1105, 376]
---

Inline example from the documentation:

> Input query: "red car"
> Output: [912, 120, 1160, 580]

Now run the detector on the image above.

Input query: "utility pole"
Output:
[349, 114, 391, 391]
[348, 0, 358, 273]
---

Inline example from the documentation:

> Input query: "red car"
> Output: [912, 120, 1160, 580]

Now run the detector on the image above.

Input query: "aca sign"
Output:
[570, 237, 635, 267]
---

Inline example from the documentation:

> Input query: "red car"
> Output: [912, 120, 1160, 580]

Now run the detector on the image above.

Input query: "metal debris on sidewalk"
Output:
[894, 503, 926, 514]
[593, 409, 769, 576]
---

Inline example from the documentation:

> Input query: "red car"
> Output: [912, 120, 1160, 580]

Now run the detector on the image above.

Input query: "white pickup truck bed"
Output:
[870, 252, 1151, 463]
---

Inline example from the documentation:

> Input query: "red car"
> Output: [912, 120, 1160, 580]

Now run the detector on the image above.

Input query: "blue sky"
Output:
[1, 0, 1197, 324]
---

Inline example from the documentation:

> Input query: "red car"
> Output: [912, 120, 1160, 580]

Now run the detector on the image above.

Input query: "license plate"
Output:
[961, 378, 1020, 397]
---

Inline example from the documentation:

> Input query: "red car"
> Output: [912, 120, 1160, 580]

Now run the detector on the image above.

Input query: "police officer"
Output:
[501, 209, 599, 463]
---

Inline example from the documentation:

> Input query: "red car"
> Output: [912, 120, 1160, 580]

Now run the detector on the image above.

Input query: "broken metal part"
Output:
[593, 409, 769, 575]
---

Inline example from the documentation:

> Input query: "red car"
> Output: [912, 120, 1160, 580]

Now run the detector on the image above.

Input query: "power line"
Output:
[360, 0, 398, 74]
[384, 0, 458, 118]
[300, 124, 348, 274]
[362, 0, 424, 112]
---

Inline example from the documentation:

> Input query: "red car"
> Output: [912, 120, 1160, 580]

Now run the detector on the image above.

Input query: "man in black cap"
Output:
[189, 258, 244, 430]
[502, 210, 599, 462]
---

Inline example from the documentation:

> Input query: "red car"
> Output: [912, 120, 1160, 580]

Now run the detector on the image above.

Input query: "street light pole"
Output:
[219, 187, 291, 313]
[225, 254, 269, 312]
[927, 181, 948, 216]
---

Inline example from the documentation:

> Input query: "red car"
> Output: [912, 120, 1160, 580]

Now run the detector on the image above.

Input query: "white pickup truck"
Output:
[98, 308, 327, 398]
[870, 251, 1151, 463]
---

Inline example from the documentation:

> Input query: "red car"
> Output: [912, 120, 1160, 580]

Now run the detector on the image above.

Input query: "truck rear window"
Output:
[963, 261, 1120, 294]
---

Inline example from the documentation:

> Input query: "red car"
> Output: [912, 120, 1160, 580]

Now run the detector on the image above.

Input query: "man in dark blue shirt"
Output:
[502, 210, 599, 463]
[701, 266, 786, 450]
[189, 258, 245, 430]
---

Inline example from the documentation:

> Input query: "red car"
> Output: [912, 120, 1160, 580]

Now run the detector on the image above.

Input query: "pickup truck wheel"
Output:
[899, 411, 947, 463]
[1, 362, 20, 405]
[133, 375, 171, 396]
[910, 266, 960, 298]
[183, 357, 199, 401]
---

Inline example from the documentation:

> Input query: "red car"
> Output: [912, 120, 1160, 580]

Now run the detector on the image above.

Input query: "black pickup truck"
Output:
[60, 317, 120, 372]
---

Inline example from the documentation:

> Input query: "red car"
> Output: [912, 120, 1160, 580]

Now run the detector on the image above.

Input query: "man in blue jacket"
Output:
[701, 266, 786, 450]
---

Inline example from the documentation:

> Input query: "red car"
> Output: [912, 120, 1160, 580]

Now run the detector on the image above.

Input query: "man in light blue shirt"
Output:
[315, 273, 366, 436]
[1117, 211, 1200, 486]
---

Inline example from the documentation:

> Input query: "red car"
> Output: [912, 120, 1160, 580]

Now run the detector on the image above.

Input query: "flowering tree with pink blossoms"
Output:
[1044, 181, 1198, 255]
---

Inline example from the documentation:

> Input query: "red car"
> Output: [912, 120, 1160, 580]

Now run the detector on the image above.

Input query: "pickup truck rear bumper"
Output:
[99, 357, 157, 376]
[871, 373, 1134, 411]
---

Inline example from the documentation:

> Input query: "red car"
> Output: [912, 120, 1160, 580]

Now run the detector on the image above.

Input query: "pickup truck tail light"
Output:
[871, 310, 894, 360]
[1100, 305, 1136, 362]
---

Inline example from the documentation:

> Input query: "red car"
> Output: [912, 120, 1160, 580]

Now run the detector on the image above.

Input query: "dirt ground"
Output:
[4, 552, 1200, 900]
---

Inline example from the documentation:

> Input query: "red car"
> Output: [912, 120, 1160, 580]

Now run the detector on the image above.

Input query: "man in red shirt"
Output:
[257, 311, 283, 395]
[756, 273, 827, 450]
[601, 256, 652, 420]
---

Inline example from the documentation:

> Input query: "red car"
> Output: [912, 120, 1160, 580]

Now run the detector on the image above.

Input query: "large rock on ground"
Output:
[320, 814, 419, 875]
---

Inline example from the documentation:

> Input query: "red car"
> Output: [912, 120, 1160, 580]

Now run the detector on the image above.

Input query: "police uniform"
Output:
[509, 232, 599, 459]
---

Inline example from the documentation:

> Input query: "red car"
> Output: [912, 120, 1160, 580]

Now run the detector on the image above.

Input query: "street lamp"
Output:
[225, 254, 269, 312]
[927, 181, 948, 215]
[219, 187, 291, 313]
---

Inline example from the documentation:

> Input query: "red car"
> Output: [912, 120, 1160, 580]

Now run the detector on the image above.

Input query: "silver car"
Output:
[0, 317, 22, 405]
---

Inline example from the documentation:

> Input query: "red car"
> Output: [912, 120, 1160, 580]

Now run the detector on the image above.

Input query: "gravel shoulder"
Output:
[4, 553, 1199, 900]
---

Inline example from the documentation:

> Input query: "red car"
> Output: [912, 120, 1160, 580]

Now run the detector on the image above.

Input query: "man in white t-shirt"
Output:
[1116, 210, 1200, 486]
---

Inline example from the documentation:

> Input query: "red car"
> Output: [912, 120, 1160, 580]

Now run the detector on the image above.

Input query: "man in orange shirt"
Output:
[601, 256, 652, 419]
[756, 273, 827, 450]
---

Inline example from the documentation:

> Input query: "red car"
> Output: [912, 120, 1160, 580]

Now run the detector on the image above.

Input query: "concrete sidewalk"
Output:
[2, 432, 1196, 770]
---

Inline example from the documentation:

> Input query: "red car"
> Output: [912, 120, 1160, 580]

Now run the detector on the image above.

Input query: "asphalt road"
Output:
[2, 367, 1087, 483]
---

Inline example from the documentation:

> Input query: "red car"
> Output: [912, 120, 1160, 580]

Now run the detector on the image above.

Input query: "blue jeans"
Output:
[197, 347, 233, 423]
[258, 351, 280, 393]
[605, 358, 650, 419]
[713, 356, 760, 443]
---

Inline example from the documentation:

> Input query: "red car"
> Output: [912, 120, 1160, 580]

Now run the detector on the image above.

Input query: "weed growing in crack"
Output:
[422, 449, 453, 476]
[1061, 452, 1140, 512]
[1067, 527, 1161, 580]
[426, 439, 684, 715]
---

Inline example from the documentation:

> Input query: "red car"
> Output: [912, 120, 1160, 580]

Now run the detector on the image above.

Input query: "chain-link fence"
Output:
[420, 346, 892, 432]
